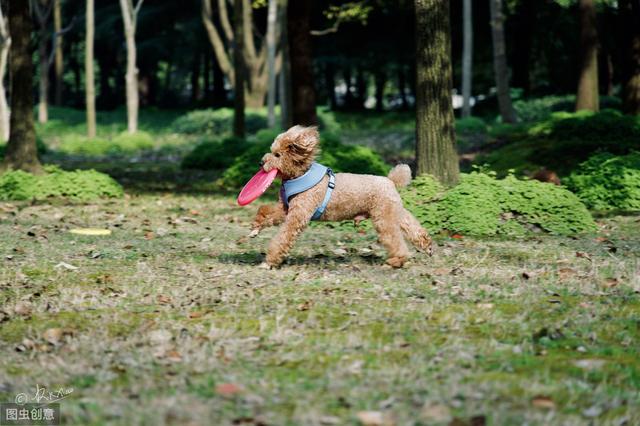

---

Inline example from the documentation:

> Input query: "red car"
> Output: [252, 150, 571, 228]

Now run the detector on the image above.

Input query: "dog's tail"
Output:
[387, 164, 412, 188]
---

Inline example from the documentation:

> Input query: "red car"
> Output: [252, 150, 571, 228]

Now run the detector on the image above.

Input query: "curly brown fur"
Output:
[250, 125, 432, 268]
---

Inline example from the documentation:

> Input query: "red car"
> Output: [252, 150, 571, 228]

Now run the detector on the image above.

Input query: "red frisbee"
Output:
[237, 168, 278, 206]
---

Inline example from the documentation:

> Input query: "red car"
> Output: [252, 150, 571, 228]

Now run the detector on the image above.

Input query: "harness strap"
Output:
[311, 169, 335, 220]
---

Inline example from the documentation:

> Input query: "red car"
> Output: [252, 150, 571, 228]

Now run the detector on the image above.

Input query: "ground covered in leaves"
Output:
[0, 195, 639, 425]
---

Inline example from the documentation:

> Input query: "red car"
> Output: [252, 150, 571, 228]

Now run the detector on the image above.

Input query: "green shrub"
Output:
[58, 131, 155, 156]
[181, 137, 248, 170]
[478, 110, 640, 175]
[171, 109, 268, 136]
[565, 152, 640, 211]
[513, 95, 622, 122]
[0, 165, 124, 201]
[401, 172, 596, 236]
[456, 117, 488, 152]
[218, 130, 389, 189]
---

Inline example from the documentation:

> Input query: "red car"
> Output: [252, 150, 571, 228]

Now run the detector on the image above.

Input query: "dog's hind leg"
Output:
[399, 208, 433, 256]
[371, 204, 410, 268]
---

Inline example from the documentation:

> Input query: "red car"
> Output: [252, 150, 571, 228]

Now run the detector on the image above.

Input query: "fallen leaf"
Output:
[521, 271, 531, 280]
[144, 231, 155, 240]
[576, 251, 592, 261]
[297, 301, 312, 311]
[157, 294, 172, 304]
[188, 311, 204, 319]
[558, 268, 577, 280]
[420, 403, 451, 422]
[42, 328, 64, 345]
[13, 302, 32, 317]
[54, 262, 78, 271]
[356, 411, 385, 426]
[602, 278, 619, 288]
[451, 234, 464, 239]
[477, 303, 494, 310]
[531, 396, 556, 409]
[164, 350, 182, 362]
[215, 383, 242, 397]
[70, 228, 112, 236]
[332, 248, 348, 257]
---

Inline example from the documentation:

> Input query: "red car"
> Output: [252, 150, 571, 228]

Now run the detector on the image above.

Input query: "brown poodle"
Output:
[248, 125, 433, 268]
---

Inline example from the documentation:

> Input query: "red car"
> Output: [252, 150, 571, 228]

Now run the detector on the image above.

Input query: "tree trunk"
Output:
[233, 0, 245, 138]
[461, 0, 472, 118]
[415, 0, 459, 185]
[212, 57, 227, 107]
[266, 0, 278, 127]
[85, 0, 96, 138]
[621, 0, 640, 115]
[374, 70, 385, 112]
[119, 0, 141, 133]
[2, 0, 42, 174]
[356, 67, 367, 109]
[38, 26, 49, 123]
[343, 67, 354, 108]
[0, 6, 11, 142]
[575, 0, 599, 112]
[511, 0, 535, 94]
[287, 0, 316, 125]
[53, 0, 63, 106]
[489, 0, 517, 123]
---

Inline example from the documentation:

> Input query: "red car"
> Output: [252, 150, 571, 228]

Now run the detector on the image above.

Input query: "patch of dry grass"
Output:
[1, 196, 639, 425]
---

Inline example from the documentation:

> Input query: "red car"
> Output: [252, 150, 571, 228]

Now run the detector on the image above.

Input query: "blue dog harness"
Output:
[280, 162, 336, 220]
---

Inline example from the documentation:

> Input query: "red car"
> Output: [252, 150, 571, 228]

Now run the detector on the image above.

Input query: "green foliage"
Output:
[456, 117, 488, 152]
[513, 95, 622, 122]
[0, 165, 124, 201]
[181, 137, 248, 170]
[58, 131, 155, 156]
[171, 109, 267, 136]
[401, 172, 596, 236]
[478, 110, 640, 175]
[565, 152, 640, 211]
[218, 131, 389, 189]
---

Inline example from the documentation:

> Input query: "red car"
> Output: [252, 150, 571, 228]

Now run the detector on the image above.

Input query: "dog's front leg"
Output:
[250, 202, 286, 237]
[265, 206, 312, 267]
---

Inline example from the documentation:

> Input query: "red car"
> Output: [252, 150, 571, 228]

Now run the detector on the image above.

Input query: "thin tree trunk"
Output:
[85, 0, 96, 138]
[374, 70, 385, 112]
[266, 0, 278, 127]
[119, 0, 143, 133]
[461, 0, 472, 118]
[2, 0, 42, 174]
[415, 0, 459, 185]
[278, 0, 292, 128]
[191, 49, 201, 104]
[489, 0, 517, 123]
[212, 57, 227, 107]
[575, 0, 599, 112]
[233, 0, 245, 138]
[288, 0, 316, 125]
[53, 0, 63, 105]
[356, 67, 366, 109]
[344, 67, 354, 108]
[621, 0, 640, 115]
[0, 5, 11, 142]
[38, 23, 49, 123]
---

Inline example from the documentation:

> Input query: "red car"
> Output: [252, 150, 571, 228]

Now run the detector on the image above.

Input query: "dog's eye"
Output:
[274, 153, 281, 158]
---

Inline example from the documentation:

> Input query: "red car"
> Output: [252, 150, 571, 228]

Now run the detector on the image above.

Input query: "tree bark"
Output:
[278, 0, 292, 129]
[266, 0, 278, 128]
[119, 0, 143, 133]
[288, 0, 317, 125]
[489, 0, 517, 123]
[2, 0, 42, 174]
[34, 0, 53, 124]
[461, 0, 472, 118]
[233, 0, 245, 138]
[0, 5, 11, 142]
[415, 0, 459, 185]
[85, 0, 96, 138]
[575, 0, 599, 112]
[621, 0, 640, 115]
[53, 0, 63, 105]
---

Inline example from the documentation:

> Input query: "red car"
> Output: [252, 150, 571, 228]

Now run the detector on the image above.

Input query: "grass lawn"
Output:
[1, 193, 639, 425]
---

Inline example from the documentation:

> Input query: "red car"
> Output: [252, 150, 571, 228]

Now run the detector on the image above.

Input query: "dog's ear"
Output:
[287, 126, 319, 154]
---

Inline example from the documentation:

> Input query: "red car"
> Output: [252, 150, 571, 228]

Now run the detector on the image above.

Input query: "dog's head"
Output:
[261, 125, 320, 180]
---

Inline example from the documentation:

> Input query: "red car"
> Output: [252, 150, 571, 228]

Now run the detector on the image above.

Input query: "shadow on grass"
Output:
[217, 251, 385, 267]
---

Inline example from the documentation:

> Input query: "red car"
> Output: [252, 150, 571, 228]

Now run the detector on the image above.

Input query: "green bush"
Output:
[218, 130, 389, 189]
[171, 109, 268, 136]
[181, 137, 248, 170]
[401, 172, 596, 236]
[0, 165, 124, 201]
[513, 95, 622, 122]
[565, 152, 640, 211]
[456, 117, 488, 152]
[478, 110, 640, 175]
[58, 131, 155, 156]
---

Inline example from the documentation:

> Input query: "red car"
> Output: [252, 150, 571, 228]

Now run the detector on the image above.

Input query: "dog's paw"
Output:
[258, 262, 274, 270]
[385, 256, 407, 268]
[248, 229, 260, 238]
